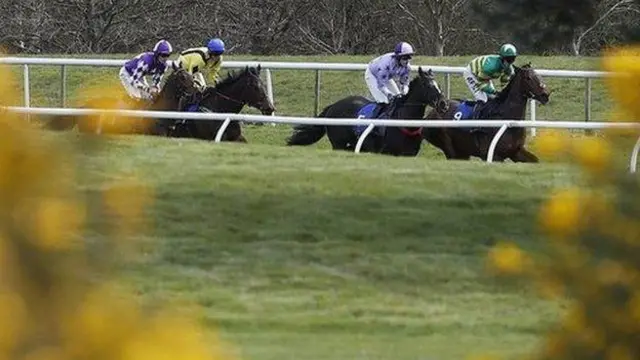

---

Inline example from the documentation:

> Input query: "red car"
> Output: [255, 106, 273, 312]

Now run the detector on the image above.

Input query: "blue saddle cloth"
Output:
[354, 102, 388, 136]
[185, 103, 200, 112]
[453, 101, 477, 121]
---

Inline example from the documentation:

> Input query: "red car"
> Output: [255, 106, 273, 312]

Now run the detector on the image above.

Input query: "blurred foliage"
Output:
[485, 45, 640, 359]
[0, 59, 236, 360]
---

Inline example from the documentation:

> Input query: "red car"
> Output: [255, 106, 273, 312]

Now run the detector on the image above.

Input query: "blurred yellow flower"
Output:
[602, 46, 640, 120]
[540, 331, 567, 357]
[562, 303, 586, 332]
[533, 272, 565, 300]
[628, 291, 640, 322]
[596, 260, 634, 286]
[0, 53, 236, 360]
[33, 198, 86, 251]
[532, 129, 570, 160]
[539, 187, 582, 238]
[576, 327, 606, 353]
[486, 241, 529, 275]
[0, 292, 28, 352]
[606, 343, 635, 360]
[571, 136, 612, 174]
[22, 347, 66, 360]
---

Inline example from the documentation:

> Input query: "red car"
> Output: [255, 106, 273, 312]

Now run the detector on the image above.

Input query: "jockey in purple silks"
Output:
[119, 39, 176, 101]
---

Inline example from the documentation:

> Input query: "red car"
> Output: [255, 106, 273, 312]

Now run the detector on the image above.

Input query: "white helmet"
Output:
[394, 42, 415, 57]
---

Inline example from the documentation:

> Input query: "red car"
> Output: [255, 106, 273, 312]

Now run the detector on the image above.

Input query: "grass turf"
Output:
[61, 131, 581, 360]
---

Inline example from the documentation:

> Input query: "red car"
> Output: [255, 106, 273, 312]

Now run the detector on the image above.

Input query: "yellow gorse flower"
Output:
[602, 46, 640, 121]
[486, 241, 529, 275]
[571, 136, 612, 175]
[482, 44, 640, 360]
[0, 57, 236, 360]
[539, 187, 582, 239]
[532, 129, 572, 160]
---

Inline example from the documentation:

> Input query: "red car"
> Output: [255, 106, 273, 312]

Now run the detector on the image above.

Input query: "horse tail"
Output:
[285, 106, 331, 146]
[286, 124, 326, 146]
[41, 115, 77, 131]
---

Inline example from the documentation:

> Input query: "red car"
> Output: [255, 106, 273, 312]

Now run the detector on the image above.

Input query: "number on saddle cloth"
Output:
[354, 102, 383, 136]
[452, 100, 477, 121]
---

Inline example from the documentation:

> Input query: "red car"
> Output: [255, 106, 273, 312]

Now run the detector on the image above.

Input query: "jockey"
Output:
[174, 38, 225, 90]
[463, 43, 517, 104]
[119, 39, 175, 101]
[365, 42, 414, 106]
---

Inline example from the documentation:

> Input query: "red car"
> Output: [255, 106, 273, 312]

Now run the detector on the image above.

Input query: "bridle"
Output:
[391, 76, 448, 137]
[204, 71, 270, 110]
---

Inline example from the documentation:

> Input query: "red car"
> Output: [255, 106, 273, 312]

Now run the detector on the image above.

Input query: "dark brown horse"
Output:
[43, 68, 200, 135]
[161, 65, 276, 142]
[423, 63, 551, 162]
[286, 67, 448, 156]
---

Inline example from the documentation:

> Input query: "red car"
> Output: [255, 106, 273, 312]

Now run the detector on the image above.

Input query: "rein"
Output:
[205, 70, 266, 108]
[210, 88, 247, 106]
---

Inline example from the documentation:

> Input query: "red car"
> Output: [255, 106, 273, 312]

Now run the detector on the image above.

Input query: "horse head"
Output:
[411, 67, 449, 113]
[210, 65, 276, 115]
[160, 68, 200, 106]
[512, 63, 551, 105]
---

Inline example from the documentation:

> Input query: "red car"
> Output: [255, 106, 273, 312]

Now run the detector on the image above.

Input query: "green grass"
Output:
[2, 54, 615, 149]
[60, 130, 582, 360]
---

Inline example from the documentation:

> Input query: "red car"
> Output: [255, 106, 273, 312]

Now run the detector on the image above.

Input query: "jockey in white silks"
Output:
[364, 41, 415, 118]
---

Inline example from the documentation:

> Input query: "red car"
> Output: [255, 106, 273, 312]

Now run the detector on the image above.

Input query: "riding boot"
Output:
[382, 99, 398, 119]
[371, 103, 386, 119]
[472, 101, 484, 119]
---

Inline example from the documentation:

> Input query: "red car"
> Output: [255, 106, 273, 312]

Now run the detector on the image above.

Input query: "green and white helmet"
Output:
[499, 43, 517, 57]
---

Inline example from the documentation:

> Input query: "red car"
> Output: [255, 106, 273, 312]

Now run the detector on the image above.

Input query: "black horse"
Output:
[161, 65, 276, 142]
[423, 63, 551, 162]
[43, 68, 200, 135]
[286, 67, 448, 156]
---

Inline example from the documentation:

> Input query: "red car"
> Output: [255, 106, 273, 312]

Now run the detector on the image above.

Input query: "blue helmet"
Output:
[207, 38, 225, 55]
[153, 39, 173, 56]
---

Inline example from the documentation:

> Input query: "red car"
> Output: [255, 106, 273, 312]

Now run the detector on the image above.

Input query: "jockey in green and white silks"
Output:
[463, 43, 517, 103]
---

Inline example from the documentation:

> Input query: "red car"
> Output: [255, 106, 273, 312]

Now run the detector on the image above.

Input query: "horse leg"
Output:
[327, 126, 356, 151]
[424, 129, 458, 159]
[510, 147, 540, 163]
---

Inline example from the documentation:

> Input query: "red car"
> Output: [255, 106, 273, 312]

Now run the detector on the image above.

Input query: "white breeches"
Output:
[119, 67, 151, 100]
[364, 67, 401, 104]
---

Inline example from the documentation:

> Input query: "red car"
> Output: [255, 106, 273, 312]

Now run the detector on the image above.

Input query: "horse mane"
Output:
[408, 71, 431, 90]
[214, 66, 260, 90]
[496, 63, 531, 102]
[495, 62, 534, 102]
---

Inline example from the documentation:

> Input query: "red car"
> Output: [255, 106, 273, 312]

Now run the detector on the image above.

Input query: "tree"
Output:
[472, 0, 602, 54]
[395, 0, 473, 56]
[571, 0, 640, 55]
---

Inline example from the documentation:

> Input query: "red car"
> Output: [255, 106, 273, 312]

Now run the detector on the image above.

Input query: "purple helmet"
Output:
[394, 42, 415, 57]
[153, 40, 173, 56]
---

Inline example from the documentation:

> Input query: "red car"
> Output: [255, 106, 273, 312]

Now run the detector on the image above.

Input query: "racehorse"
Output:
[43, 68, 200, 135]
[423, 63, 551, 162]
[286, 67, 449, 156]
[162, 65, 276, 142]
